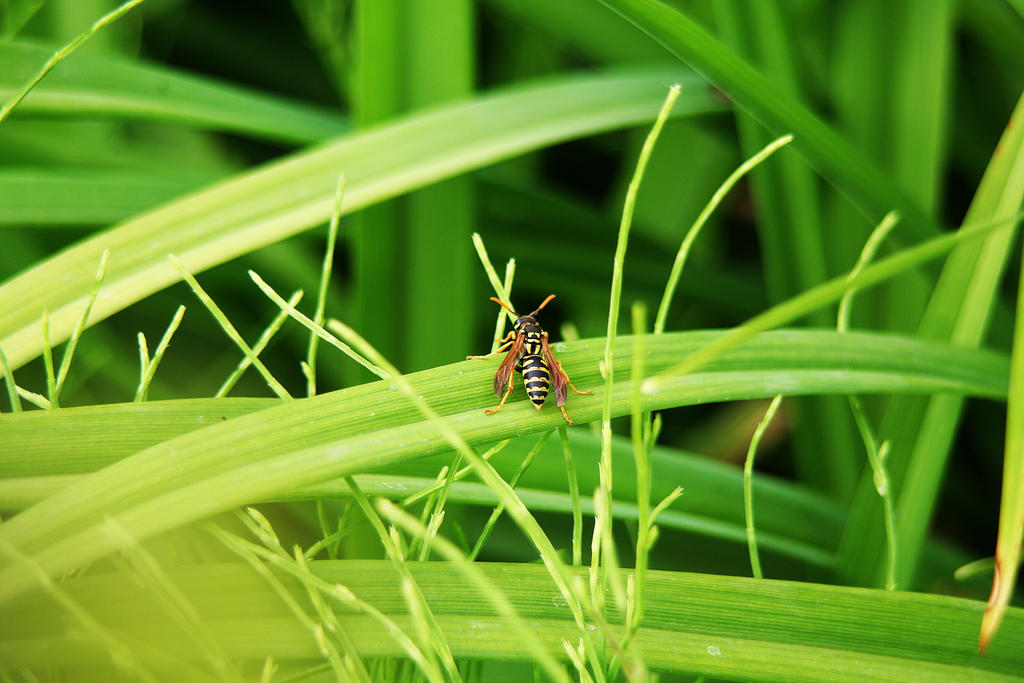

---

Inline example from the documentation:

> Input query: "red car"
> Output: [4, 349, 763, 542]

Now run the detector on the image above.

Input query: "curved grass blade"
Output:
[0, 41, 346, 143]
[0, 68, 723, 372]
[597, 0, 939, 241]
[5, 560, 1022, 680]
[0, 329, 1008, 604]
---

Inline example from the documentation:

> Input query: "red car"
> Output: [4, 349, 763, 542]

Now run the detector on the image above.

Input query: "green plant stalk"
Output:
[837, 213, 900, 333]
[216, 291, 303, 398]
[41, 311, 56, 409]
[249, 271, 385, 379]
[289, 548, 372, 683]
[306, 174, 345, 397]
[344, 477, 457, 681]
[745, 395, 784, 580]
[645, 211, 1018, 390]
[558, 426, 583, 567]
[848, 404, 896, 591]
[54, 249, 109, 406]
[598, 0, 938, 242]
[980, 234, 1024, 651]
[469, 431, 551, 560]
[170, 256, 292, 401]
[0, 0, 147, 124]
[492, 259, 516, 352]
[209, 523, 373, 683]
[322, 316, 613, 679]
[14, 385, 49, 410]
[103, 521, 238, 680]
[379, 500, 572, 683]
[625, 302, 649, 644]
[838, 212, 900, 590]
[471, 232, 517, 328]
[0, 345, 21, 412]
[0, 538, 159, 683]
[400, 440, 512, 508]
[840, 91, 1024, 591]
[653, 134, 793, 335]
[136, 332, 150, 400]
[597, 83, 681, 625]
[0, 68, 721, 373]
[134, 305, 186, 402]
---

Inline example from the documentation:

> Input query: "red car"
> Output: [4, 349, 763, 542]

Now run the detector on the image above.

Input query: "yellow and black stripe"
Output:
[521, 354, 550, 407]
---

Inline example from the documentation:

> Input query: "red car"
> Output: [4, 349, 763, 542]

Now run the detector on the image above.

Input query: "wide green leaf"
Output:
[5, 560, 1022, 681]
[0, 329, 1008, 604]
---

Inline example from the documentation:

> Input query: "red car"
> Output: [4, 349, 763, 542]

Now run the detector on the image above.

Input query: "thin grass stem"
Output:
[400, 439, 512, 507]
[54, 250, 109, 406]
[134, 305, 186, 402]
[380, 500, 571, 683]
[654, 135, 793, 334]
[216, 290, 303, 398]
[838, 211, 901, 589]
[596, 82, 680, 634]
[0, 538, 159, 683]
[0, 0, 148, 124]
[41, 311, 56, 409]
[471, 232, 516, 324]
[745, 395, 784, 579]
[491, 259, 516, 353]
[645, 210, 1018, 389]
[558, 427, 583, 566]
[837, 211, 900, 332]
[625, 301, 650, 643]
[15, 385, 50, 410]
[306, 174, 346, 397]
[170, 256, 292, 401]
[344, 477, 459, 681]
[325, 316, 614, 679]
[210, 521, 372, 683]
[250, 270, 386, 379]
[469, 431, 551, 560]
[0, 346, 22, 412]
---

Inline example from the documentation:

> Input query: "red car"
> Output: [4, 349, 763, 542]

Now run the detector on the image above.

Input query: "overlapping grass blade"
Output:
[0, 67, 723, 372]
[598, 0, 938, 241]
[839, 92, 1024, 590]
[0, 329, 1008, 604]
[0, 41, 346, 143]
[4, 560, 1022, 680]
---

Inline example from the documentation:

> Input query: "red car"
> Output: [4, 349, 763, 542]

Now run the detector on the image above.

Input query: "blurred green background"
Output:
[3, 0, 1024, 601]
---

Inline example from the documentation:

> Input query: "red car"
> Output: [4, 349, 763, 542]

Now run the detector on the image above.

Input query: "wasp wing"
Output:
[542, 334, 568, 406]
[492, 333, 525, 397]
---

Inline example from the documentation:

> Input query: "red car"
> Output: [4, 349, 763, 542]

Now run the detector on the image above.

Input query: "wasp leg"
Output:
[485, 378, 514, 415]
[558, 404, 574, 426]
[554, 360, 593, 395]
[467, 332, 516, 360]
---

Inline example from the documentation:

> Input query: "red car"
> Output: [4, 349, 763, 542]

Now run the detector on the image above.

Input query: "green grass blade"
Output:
[0, 41, 346, 143]
[598, 0, 939, 241]
[839, 91, 1024, 589]
[0, 0, 146, 125]
[0, 67, 723, 372]
[0, 329, 1007, 604]
[744, 395, 783, 580]
[6, 560, 1022, 680]
[980, 239, 1024, 651]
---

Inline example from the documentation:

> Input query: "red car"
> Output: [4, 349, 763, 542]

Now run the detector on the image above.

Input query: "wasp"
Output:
[467, 294, 592, 424]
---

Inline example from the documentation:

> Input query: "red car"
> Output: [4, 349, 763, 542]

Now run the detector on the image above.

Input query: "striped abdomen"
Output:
[521, 354, 550, 408]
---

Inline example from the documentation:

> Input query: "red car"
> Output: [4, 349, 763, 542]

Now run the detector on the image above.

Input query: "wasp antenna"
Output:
[529, 294, 556, 317]
[489, 297, 518, 316]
